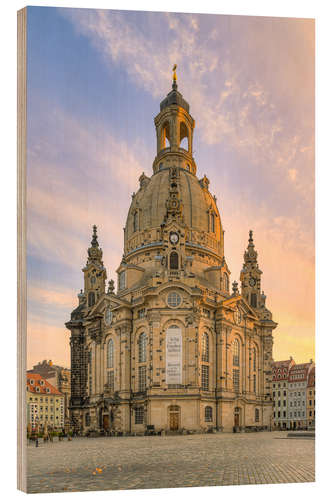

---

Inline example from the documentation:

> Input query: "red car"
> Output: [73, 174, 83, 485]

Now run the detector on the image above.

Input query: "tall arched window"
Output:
[138, 333, 148, 392]
[88, 292, 95, 307]
[161, 121, 171, 149]
[180, 122, 189, 151]
[170, 252, 179, 270]
[107, 339, 114, 369]
[202, 333, 209, 362]
[233, 339, 240, 366]
[201, 332, 210, 391]
[253, 348, 257, 372]
[138, 333, 147, 363]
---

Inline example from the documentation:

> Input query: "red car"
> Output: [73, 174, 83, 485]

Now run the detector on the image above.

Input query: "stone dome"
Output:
[124, 167, 223, 260]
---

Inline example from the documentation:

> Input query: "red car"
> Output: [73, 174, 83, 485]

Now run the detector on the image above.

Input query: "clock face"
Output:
[234, 307, 242, 325]
[105, 307, 113, 326]
[249, 277, 256, 287]
[169, 232, 179, 245]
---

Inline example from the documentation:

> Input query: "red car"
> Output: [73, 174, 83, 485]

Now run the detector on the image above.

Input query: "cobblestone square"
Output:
[26, 431, 315, 493]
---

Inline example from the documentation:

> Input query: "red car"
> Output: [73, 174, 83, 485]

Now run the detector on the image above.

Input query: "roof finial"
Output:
[172, 64, 178, 90]
[91, 224, 99, 247]
[249, 229, 253, 244]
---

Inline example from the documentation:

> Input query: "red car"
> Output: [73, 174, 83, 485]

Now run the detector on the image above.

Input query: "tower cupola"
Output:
[153, 65, 196, 175]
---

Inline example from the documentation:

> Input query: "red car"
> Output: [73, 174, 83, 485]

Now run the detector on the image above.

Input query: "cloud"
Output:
[61, 9, 314, 223]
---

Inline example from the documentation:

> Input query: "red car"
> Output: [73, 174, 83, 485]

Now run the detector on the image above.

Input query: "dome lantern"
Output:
[153, 65, 196, 175]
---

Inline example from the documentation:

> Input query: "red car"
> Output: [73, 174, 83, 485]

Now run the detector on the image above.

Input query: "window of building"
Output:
[85, 413, 90, 426]
[119, 271, 126, 291]
[201, 365, 209, 391]
[167, 292, 181, 308]
[135, 407, 144, 424]
[138, 308, 145, 319]
[138, 366, 146, 392]
[253, 374, 256, 393]
[253, 348, 257, 372]
[170, 252, 179, 270]
[283, 411, 286, 418]
[138, 333, 147, 363]
[202, 333, 209, 362]
[233, 369, 240, 393]
[255, 408, 260, 422]
[89, 375, 92, 395]
[278, 411, 281, 418]
[107, 339, 114, 369]
[233, 339, 240, 366]
[309, 411, 312, 417]
[88, 291, 95, 307]
[205, 406, 213, 422]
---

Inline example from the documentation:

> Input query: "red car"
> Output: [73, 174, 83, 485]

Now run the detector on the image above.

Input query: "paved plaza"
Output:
[26, 431, 315, 493]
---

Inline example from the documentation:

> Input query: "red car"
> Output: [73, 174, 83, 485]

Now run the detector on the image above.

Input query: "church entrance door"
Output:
[234, 407, 241, 428]
[169, 406, 180, 431]
[103, 414, 110, 431]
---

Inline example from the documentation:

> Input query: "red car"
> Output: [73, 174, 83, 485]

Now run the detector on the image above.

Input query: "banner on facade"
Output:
[166, 327, 182, 384]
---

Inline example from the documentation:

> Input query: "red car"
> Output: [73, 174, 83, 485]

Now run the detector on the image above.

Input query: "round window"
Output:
[105, 306, 113, 326]
[167, 292, 181, 308]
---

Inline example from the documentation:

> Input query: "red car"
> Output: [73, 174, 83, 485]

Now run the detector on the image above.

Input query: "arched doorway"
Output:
[234, 407, 241, 427]
[169, 405, 180, 430]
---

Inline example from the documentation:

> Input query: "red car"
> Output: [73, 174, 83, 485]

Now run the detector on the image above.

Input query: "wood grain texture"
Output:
[17, 6, 27, 493]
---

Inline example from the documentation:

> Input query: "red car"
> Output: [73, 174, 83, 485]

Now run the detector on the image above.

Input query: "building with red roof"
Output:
[26, 373, 64, 430]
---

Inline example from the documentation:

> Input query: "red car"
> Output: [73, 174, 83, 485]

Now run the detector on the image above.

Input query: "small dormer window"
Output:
[36, 387, 40, 392]
[30, 379, 34, 385]
[46, 388, 50, 393]
[40, 380, 44, 386]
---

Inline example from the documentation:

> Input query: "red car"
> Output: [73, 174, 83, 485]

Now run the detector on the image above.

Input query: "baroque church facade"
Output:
[66, 72, 277, 434]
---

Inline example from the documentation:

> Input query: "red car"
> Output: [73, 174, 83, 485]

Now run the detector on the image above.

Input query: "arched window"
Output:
[138, 333, 147, 363]
[233, 339, 240, 366]
[88, 292, 95, 307]
[180, 122, 189, 151]
[253, 348, 257, 372]
[161, 121, 171, 149]
[205, 406, 213, 422]
[202, 333, 209, 362]
[107, 339, 114, 369]
[169, 252, 179, 270]
[251, 293, 257, 308]
[133, 211, 138, 232]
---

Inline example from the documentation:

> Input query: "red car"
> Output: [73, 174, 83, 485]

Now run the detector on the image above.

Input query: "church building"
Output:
[66, 70, 277, 434]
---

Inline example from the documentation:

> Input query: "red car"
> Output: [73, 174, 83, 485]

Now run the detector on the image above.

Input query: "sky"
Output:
[26, 7, 315, 369]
